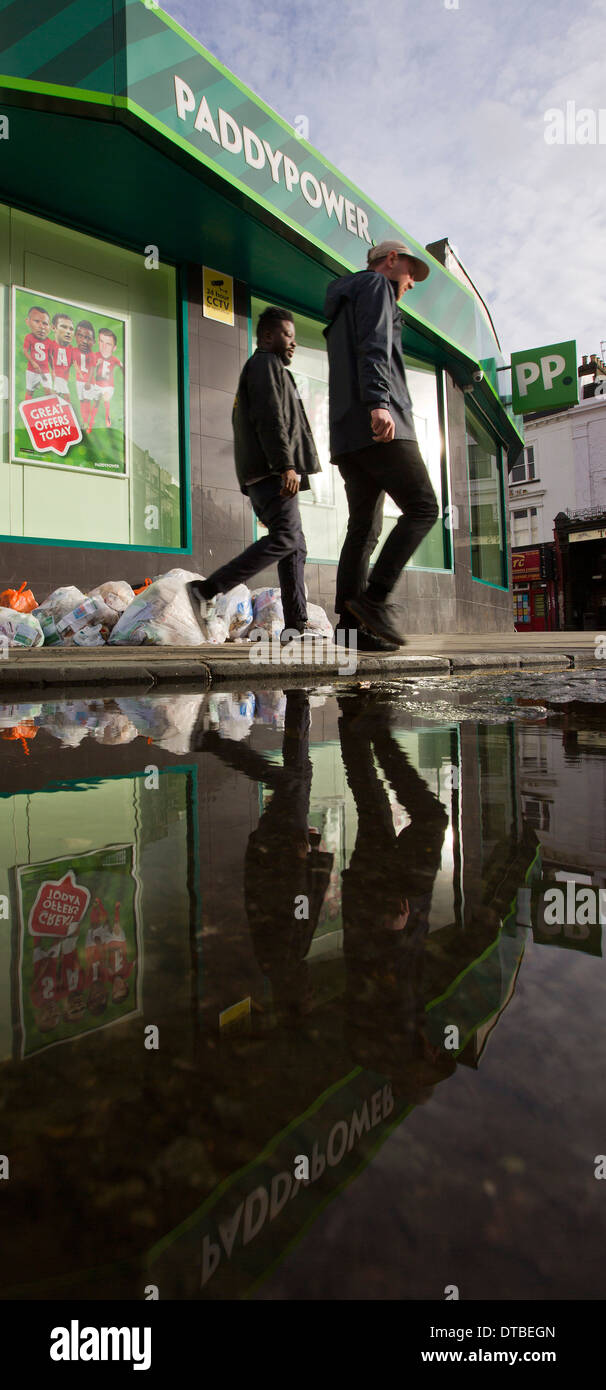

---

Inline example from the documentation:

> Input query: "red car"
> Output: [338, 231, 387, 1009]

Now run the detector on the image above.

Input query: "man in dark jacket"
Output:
[187, 305, 321, 640]
[324, 241, 439, 647]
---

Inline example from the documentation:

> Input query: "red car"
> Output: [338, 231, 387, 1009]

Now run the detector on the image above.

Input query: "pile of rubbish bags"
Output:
[0, 570, 333, 649]
[0, 690, 327, 752]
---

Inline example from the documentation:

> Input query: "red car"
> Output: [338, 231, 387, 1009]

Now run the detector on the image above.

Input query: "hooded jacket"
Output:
[323, 270, 417, 458]
[232, 348, 321, 494]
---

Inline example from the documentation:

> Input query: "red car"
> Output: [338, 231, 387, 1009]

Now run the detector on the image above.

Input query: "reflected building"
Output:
[517, 716, 606, 960]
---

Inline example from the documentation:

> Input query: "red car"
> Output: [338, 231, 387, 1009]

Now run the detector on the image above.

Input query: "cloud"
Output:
[164, 0, 606, 358]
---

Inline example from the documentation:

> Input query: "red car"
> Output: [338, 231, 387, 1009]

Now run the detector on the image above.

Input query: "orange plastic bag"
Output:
[133, 577, 152, 595]
[1, 722, 38, 755]
[0, 580, 38, 612]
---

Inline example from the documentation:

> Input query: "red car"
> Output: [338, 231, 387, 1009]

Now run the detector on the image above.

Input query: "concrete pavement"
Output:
[0, 630, 603, 694]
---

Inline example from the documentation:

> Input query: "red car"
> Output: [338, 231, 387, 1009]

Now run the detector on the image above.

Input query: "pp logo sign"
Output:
[511, 339, 578, 415]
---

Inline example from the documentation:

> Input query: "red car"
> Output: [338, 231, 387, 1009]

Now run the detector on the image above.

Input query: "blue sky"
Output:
[163, 0, 606, 363]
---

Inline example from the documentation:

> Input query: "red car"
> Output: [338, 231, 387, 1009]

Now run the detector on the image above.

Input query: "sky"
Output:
[162, 0, 606, 364]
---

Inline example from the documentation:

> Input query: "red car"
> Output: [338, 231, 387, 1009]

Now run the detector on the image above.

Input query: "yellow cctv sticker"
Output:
[203, 267, 234, 325]
[219, 996, 251, 1029]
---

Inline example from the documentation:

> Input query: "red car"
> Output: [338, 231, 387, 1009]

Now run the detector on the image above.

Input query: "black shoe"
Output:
[344, 596, 407, 646]
[185, 579, 215, 633]
[334, 622, 398, 653]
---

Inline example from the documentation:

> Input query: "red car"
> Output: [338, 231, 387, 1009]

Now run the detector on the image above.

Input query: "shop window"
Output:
[510, 444, 536, 485]
[0, 204, 182, 549]
[251, 297, 449, 567]
[465, 405, 506, 586]
[381, 358, 447, 570]
[477, 727, 515, 847]
[514, 589, 530, 624]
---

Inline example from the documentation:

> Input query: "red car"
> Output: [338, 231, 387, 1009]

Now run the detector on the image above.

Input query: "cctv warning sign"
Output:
[202, 267, 234, 326]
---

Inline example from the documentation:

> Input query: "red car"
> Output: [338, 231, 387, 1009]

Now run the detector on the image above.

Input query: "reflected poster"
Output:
[13, 843, 142, 1058]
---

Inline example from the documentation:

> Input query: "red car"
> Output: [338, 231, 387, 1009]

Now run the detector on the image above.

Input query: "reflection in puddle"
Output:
[0, 684, 604, 1300]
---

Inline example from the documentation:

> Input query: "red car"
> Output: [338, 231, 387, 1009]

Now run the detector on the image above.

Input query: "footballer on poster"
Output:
[11, 286, 128, 476]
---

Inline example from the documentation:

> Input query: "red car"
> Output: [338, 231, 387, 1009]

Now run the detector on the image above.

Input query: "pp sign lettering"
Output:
[511, 339, 578, 414]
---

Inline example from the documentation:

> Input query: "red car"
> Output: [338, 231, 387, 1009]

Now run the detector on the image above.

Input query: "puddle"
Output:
[0, 679, 604, 1300]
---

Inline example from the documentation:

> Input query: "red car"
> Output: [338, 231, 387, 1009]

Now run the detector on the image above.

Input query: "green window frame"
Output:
[465, 402, 508, 589]
[0, 202, 189, 554]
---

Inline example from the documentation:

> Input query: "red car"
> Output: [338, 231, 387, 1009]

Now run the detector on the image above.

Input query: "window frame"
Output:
[0, 199, 189, 554]
[510, 443, 537, 487]
[465, 401, 508, 590]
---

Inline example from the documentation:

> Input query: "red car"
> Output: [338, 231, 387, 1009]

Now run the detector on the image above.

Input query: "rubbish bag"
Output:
[0, 702, 42, 754]
[118, 694, 205, 754]
[36, 611, 62, 646]
[0, 607, 44, 649]
[34, 586, 86, 623]
[56, 595, 115, 639]
[0, 720, 38, 753]
[196, 601, 229, 645]
[305, 603, 334, 640]
[110, 570, 227, 646]
[91, 711, 139, 745]
[149, 567, 228, 641]
[251, 587, 284, 640]
[254, 690, 287, 729]
[71, 623, 106, 646]
[41, 712, 90, 748]
[0, 701, 43, 727]
[38, 700, 132, 748]
[206, 691, 255, 740]
[215, 584, 253, 640]
[89, 581, 135, 629]
[0, 580, 38, 612]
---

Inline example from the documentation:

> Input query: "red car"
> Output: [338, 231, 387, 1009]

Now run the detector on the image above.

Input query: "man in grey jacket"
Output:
[187, 305, 321, 642]
[324, 240, 439, 647]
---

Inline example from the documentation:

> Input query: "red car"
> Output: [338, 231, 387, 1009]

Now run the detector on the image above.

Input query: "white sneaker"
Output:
[279, 624, 330, 645]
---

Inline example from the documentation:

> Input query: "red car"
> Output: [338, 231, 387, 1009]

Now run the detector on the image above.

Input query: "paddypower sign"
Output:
[174, 78, 373, 249]
[511, 340, 578, 414]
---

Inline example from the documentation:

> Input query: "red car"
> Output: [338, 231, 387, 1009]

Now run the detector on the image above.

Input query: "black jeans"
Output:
[335, 439, 439, 614]
[204, 474, 307, 629]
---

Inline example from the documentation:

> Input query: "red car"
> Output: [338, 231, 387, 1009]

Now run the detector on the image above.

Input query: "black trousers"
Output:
[335, 439, 439, 614]
[204, 474, 308, 629]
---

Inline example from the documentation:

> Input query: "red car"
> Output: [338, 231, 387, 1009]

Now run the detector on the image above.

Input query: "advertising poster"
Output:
[13, 843, 141, 1058]
[11, 286, 127, 475]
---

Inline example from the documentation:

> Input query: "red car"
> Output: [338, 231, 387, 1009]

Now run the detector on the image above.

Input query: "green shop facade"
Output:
[0, 0, 523, 631]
